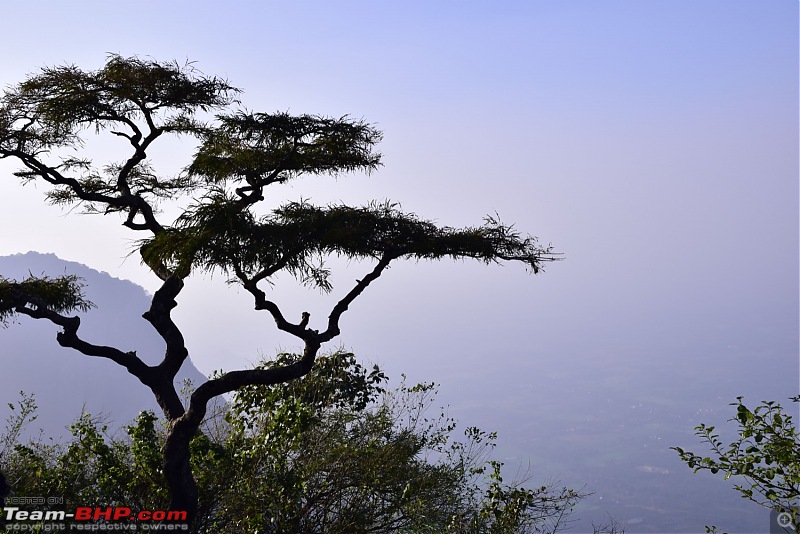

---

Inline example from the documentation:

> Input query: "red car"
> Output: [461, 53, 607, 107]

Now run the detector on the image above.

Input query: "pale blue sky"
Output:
[0, 2, 796, 529]
[1, 0, 793, 359]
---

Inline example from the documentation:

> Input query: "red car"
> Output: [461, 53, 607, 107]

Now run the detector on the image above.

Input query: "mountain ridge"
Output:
[0, 251, 208, 438]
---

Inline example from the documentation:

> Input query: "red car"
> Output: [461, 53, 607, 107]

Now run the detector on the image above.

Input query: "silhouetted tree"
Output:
[0, 55, 557, 525]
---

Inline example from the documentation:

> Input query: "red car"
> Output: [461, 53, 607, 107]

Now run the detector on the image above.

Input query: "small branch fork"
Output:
[188, 253, 396, 417]
[1, 108, 168, 241]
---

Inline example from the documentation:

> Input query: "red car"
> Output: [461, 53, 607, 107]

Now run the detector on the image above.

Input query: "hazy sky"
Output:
[0, 0, 796, 399]
[0, 2, 797, 528]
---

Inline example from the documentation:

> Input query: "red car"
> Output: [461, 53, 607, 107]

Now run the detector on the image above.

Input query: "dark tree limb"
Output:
[14, 305, 144, 372]
[2, 273, 187, 421]
[142, 276, 189, 377]
[320, 253, 395, 342]
[14, 301, 185, 420]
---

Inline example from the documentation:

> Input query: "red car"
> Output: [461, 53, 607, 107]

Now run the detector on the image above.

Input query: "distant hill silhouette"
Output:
[0, 251, 208, 438]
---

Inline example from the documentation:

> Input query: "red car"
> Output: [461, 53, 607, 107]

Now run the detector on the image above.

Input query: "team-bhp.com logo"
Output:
[3, 506, 188, 531]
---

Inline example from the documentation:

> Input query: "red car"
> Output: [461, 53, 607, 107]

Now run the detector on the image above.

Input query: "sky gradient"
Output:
[0, 2, 797, 531]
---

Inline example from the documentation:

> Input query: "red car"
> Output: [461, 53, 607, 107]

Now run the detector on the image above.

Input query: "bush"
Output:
[2, 352, 583, 533]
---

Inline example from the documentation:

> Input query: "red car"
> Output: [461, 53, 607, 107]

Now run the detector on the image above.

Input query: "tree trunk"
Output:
[163, 417, 201, 525]
[159, 341, 323, 528]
